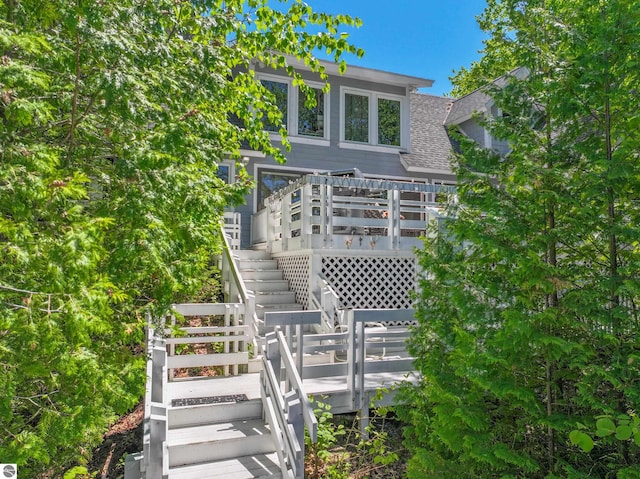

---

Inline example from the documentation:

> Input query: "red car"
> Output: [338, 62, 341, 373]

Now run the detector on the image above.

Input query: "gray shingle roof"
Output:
[401, 92, 454, 173]
[444, 67, 529, 125]
[444, 89, 492, 125]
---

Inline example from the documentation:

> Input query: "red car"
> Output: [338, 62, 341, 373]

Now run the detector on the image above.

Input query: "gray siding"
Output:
[237, 67, 455, 246]
[459, 119, 486, 147]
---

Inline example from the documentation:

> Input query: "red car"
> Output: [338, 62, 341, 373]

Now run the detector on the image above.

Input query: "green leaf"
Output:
[569, 430, 595, 453]
[596, 418, 616, 437]
[616, 425, 633, 441]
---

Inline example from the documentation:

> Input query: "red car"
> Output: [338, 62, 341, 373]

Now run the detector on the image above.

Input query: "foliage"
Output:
[401, 0, 640, 477]
[0, 0, 361, 475]
[449, 0, 519, 97]
[305, 399, 401, 479]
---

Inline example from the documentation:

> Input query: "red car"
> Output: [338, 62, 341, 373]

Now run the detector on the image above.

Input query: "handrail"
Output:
[262, 330, 318, 479]
[267, 173, 456, 202]
[309, 273, 345, 333]
[220, 227, 260, 343]
[264, 308, 416, 414]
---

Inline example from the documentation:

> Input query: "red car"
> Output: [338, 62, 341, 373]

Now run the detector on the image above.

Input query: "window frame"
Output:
[257, 74, 330, 145]
[339, 86, 408, 152]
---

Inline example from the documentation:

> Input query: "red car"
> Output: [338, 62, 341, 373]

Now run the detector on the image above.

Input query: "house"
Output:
[218, 57, 461, 313]
[132, 60, 499, 479]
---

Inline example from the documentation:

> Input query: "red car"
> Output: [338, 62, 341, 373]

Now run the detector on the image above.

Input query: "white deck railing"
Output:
[264, 309, 415, 407]
[262, 328, 319, 479]
[219, 229, 260, 342]
[252, 174, 451, 252]
[168, 303, 250, 377]
[142, 330, 169, 479]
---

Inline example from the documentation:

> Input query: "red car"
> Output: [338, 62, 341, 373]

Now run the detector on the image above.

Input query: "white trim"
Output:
[293, 80, 330, 140]
[258, 73, 293, 133]
[238, 149, 266, 158]
[339, 86, 408, 150]
[257, 73, 329, 141]
[338, 141, 403, 154]
[289, 136, 330, 147]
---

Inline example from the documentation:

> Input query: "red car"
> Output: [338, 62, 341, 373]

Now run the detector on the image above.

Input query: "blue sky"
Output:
[310, 0, 488, 96]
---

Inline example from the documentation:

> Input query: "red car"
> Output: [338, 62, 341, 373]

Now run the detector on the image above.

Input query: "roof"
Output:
[400, 92, 454, 174]
[444, 88, 492, 125]
[283, 54, 434, 89]
[444, 67, 529, 125]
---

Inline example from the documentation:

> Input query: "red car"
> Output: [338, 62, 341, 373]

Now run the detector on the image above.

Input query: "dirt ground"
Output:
[88, 401, 144, 479]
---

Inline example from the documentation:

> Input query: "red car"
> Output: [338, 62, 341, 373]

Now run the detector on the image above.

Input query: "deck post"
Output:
[265, 332, 281, 380]
[285, 391, 304, 479]
[359, 402, 370, 440]
[346, 309, 358, 410]
[147, 410, 168, 479]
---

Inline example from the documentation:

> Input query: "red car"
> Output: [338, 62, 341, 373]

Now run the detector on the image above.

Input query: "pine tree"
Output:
[400, 1, 640, 477]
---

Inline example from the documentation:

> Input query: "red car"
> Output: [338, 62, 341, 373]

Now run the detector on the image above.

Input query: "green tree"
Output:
[449, 0, 519, 97]
[0, 0, 361, 475]
[400, 0, 640, 477]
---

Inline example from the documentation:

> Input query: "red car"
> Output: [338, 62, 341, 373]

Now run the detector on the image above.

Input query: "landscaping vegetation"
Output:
[401, 0, 640, 477]
[0, 1, 360, 475]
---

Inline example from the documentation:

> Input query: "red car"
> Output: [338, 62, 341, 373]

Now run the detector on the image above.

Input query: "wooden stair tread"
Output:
[168, 452, 281, 479]
[167, 418, 270, 447]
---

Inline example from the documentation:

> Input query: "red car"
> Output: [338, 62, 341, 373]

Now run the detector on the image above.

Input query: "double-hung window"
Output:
[259, 75, 328, 141]
[341, 88, 406, 149]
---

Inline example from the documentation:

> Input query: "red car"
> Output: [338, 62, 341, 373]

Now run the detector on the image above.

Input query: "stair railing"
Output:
[143, 327, 169, 479]
[309, 274, 345, 334]
[261, 328, 318, 479]
[167, 303, 250, 377]
[219, 227, 260, 344]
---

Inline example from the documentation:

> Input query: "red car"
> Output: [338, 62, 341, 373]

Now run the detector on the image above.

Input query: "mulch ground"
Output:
[88, 401, 144, 479]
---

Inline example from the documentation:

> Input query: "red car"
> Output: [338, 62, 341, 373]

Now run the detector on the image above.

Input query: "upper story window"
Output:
[261, 79, 289, 132]
[259, 74, 328, 142]
[298, 87, 325, 137]
[377, 98, 401, 146]
[341, 87, 406, 150]
[344, 93, 369, 142]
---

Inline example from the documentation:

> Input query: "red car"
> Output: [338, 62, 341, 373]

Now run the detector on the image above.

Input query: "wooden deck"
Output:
[136, 304, 418, 479]
[166, 368, 416, 416]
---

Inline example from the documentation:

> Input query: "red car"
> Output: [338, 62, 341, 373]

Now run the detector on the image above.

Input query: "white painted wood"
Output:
[168, 454, 282, 479]
[167, 418, 275, 467]
[254, 291, 297, 305]
[239, 269, 283, 280]
[165, 334, 251, 345]
[233, 250, 271, 260]
[167, 352, 248, 369]
[238, 259, 278, 270]
[172, 303, 244, 317]
[166, 373, 262, 402]
[244, 279, 290, 292]
[168, 399, 262, 429]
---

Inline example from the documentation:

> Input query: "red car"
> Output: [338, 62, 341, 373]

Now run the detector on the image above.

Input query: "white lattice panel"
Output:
[322, 256, 416, 315]
[276, 255, 311, 308]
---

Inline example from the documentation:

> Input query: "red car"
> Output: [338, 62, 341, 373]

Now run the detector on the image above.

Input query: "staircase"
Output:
[165, 376, 281, 479]
[235, 250, 304, 333]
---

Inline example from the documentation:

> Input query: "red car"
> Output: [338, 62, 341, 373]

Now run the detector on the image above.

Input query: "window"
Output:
[344, 93, 369, 142]
[298, 87, 325, 137]
[341, 88, 405, 149]
[261, 79, 288, 132]
[257, 75, 329, 142]
[257, 169, 303, 210]
[216, 164, 230, 183]
[377, 98, 401, 146]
